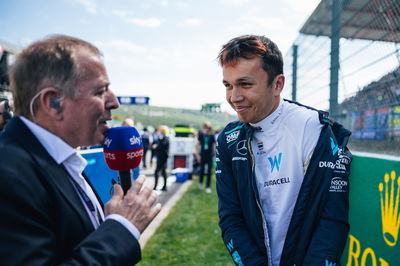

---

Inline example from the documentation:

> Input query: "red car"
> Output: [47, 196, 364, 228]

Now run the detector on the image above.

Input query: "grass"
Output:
[138, 177, 233, 266]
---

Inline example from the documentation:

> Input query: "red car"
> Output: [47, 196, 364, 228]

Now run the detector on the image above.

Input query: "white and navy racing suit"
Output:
[216, 99, 352, 266]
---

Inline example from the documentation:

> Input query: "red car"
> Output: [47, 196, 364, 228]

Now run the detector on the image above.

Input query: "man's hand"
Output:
[105, 175, 161, 233]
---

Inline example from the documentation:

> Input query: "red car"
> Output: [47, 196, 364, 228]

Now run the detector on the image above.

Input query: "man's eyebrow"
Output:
[93, 81, 110, 90]
[223, 77, 253, 84]
[237, 77, 253, 82]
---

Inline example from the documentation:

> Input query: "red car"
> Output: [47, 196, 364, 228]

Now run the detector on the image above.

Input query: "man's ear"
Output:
[38, 88, 64, 120]
[273, 74, 285, 96]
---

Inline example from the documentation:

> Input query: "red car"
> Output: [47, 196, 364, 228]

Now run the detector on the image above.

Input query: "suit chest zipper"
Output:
[248, 137, 272, 265]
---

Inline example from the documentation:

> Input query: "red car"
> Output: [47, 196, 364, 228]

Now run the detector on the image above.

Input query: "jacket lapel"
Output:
[6, 117, 95, 233]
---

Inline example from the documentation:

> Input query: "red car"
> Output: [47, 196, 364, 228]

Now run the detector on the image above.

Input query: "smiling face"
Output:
[223, 56, 283, 124]
[60, 51, 119, 147]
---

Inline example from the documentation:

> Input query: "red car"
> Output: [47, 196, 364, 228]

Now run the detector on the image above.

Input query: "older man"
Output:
[0, 35, 161, 265]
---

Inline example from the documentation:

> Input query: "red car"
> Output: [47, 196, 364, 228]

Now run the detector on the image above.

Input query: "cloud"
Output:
[111, 10, 162, 28]
[70, 0, 97, 13]
[220, 0, 249, 5]
[111, 10, 130, 18]
[95, 40, 147, 54]
[174, 2, 190, 8]
[284, 0, 319, 13]
[160, 0, 168, 7]
[126, 17, 161, 28]
[179, 18, 202, 26]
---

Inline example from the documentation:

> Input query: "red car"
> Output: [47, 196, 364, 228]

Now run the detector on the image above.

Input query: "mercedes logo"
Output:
[236, 140, 247, 156]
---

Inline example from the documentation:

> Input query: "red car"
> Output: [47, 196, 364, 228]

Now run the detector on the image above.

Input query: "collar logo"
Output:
[378, 170, 400, 247]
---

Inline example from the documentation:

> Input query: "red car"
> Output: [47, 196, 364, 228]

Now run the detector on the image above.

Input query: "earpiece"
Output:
[50, 97, 62, 111]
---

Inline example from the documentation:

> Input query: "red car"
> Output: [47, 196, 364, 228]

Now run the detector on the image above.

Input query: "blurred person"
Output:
[153, 125, 169, 191]
[121, 116, 140, 179]
[0, 35, 161, 265]
[150, 127, 159, 167]
[0, 99, 13, 132]
[121, 117, 134, 127]
[195, 121, 216, 193]
[141, 127, 150, 168]
[0, 50, 10, 89]
[215, 35, 352, 265]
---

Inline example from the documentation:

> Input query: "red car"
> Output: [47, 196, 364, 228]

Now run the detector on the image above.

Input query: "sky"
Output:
[1, 0, 321, 113]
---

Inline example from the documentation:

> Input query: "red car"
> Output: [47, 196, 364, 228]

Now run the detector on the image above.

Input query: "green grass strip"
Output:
[138, 179, 233, 265]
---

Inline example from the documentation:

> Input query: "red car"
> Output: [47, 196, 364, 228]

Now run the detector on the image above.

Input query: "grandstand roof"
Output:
[300, 0, 400, 43]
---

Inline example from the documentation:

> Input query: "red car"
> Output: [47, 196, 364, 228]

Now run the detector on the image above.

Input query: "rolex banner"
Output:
[342, 153, 400, 266]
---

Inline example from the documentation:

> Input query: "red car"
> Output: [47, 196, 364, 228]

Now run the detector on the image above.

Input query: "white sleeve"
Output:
[105, 214, 141, 240]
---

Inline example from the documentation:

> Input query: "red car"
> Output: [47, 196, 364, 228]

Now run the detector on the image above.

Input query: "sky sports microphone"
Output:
[103, 127, 144, 195]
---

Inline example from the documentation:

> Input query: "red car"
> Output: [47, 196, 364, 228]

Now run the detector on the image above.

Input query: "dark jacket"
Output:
[216, 103, 351, 266]
[156, 135, 169, 162]
[0, 117, 141, 265]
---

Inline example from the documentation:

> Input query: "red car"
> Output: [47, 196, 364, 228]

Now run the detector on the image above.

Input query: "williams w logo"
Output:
[378, 170, 400, 247]
[330, 137, 338, 155]
[268, 152, 282, 173]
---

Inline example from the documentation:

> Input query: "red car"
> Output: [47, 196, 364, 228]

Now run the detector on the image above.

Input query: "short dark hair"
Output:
[10, 34, 102, 118]
[218, 35, 283, 85]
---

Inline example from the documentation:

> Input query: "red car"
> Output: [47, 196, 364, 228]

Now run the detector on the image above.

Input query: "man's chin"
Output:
[237, 114, 251, 124]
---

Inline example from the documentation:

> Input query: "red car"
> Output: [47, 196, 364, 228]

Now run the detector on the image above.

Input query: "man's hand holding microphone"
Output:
[103, 127, 161, 233]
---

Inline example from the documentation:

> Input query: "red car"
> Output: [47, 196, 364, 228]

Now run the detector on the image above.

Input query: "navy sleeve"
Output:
[216, 134, 267, 266]
[302, 136, 351, 265]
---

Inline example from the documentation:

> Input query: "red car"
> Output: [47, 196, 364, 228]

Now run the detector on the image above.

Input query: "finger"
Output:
[147, 191, 158, 207]
[110, 184, 123, 202]
[149, 203, 162, 219]
[130, 175, 145, 194]
[140, 185, 153, 199]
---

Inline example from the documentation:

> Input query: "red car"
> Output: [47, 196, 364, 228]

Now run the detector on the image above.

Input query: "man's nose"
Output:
[230, 87, 243, 103]
[106, 89, 119, 110]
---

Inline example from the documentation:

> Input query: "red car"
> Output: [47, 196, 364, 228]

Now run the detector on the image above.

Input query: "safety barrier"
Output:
[342, 152, 400, 265]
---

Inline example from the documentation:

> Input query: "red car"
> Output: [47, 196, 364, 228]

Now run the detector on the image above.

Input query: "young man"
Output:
[215, 35, 352, 265]
[0, 35, 161, 265]
[196, 121, 216, 193]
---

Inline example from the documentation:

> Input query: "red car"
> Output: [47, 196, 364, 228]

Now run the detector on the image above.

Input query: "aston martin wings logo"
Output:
[378, 170, 400, 247]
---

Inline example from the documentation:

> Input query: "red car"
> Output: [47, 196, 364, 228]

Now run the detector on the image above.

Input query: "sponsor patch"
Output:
[268, 152, 282, 172]
[236, 140, 247, 156]
[319, 160, 347, 171]
[264, 177, 290, 187]
[232, 157, 247, 161]
[257, 141, 263, 151]
[226, 130, 240, 143]
[329, 177, 348, 192]
[330, 137, 339, 155]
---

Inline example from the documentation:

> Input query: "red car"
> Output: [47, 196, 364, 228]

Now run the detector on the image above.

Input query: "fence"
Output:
[283, 0, 400, 155]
